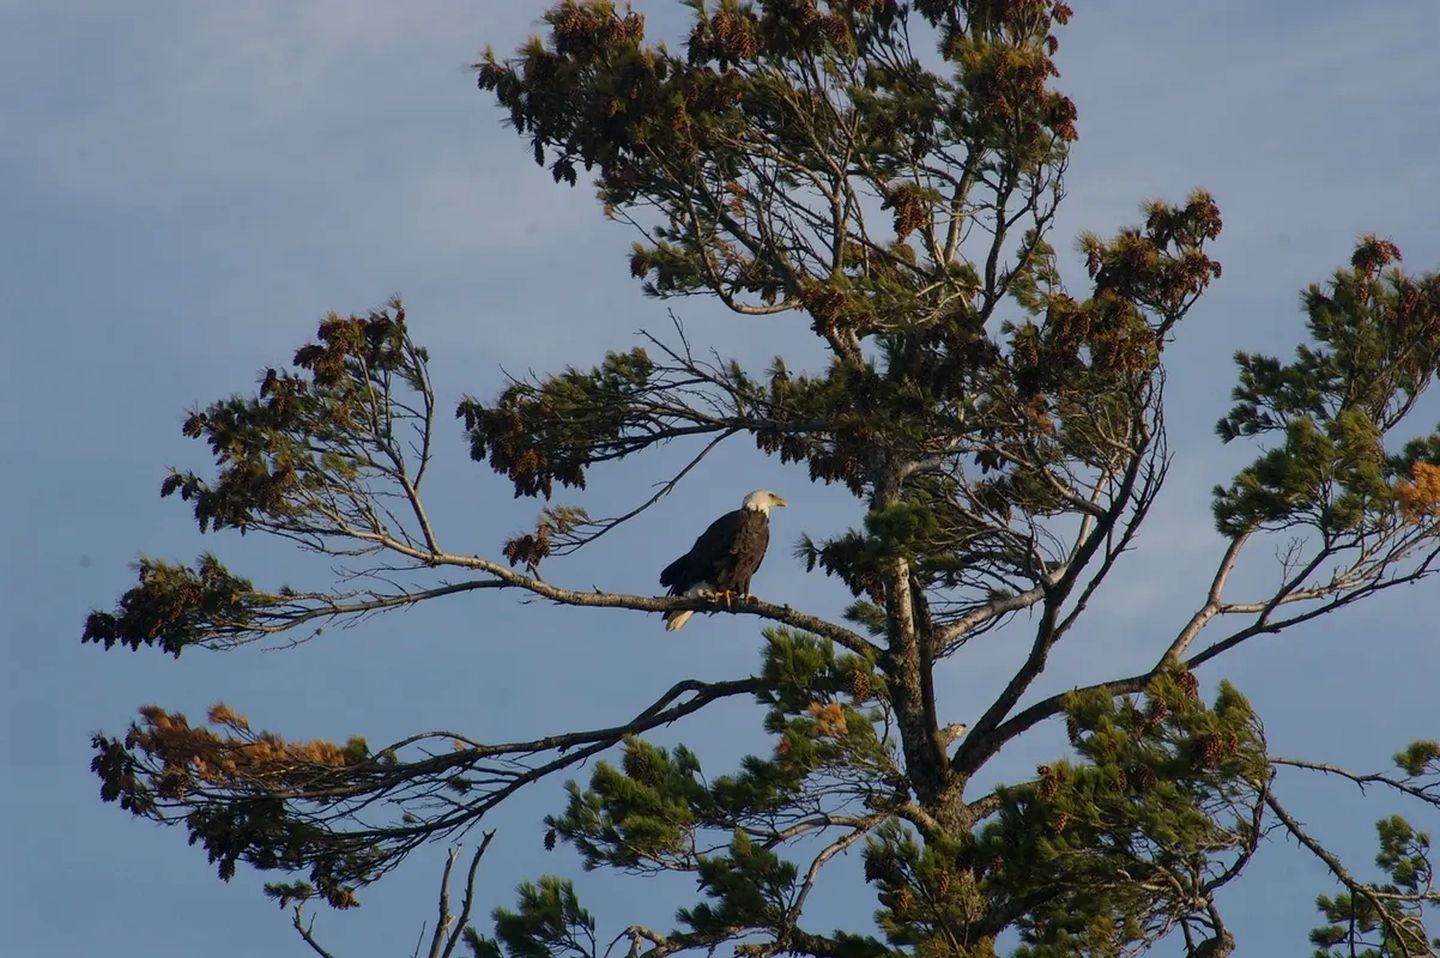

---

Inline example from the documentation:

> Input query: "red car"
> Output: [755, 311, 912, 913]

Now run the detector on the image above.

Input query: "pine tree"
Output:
[85, 2, 1440, 954]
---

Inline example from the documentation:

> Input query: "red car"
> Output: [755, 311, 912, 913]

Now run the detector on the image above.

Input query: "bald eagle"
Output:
[659, 490, 787, 631]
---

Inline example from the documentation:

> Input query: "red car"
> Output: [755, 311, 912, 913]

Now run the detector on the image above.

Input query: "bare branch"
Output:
[545, 427, 739, 557]
[1188, 543, 1440, 669]
[784, 817, 884, 930]
[1265, 790, 1433, 951]
[936, 584, 1046, 652]
[1160, 529, 1251, 665]
[291, 904, 339, 958]
[955, 419, 1152, 771]
[1271, 757, 1440, 810]
[440, 833, 496, 958]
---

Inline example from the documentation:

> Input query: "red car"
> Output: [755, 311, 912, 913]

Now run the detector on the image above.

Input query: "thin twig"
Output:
[291, 904, 339, 958]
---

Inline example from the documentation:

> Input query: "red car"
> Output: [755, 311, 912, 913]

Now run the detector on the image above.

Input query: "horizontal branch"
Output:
[1271, 756, 1440, 809]
[365, 677, 765, 811]
[455, 676, 761, 762]
[373, 535, 878, 658]
[936, 584, 1046, 651]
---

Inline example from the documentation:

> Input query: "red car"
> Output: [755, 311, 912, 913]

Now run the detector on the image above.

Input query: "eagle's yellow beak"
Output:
[773, 495, 788, 508]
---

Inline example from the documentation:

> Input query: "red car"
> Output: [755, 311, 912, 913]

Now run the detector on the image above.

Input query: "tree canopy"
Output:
[85, 2, 1440, 956]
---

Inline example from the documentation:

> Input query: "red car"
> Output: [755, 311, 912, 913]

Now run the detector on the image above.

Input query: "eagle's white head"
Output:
[742, 489, 788, 515]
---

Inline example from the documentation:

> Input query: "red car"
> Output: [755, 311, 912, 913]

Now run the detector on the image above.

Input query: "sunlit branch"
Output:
[1188, 540, 1440, 669]
[291, 904, 339, 958]
[432, 835, 496, 958]
[784, 817, 884, 931]
[1160, 529, 1252, 665]
[936, 583, 1046, 653]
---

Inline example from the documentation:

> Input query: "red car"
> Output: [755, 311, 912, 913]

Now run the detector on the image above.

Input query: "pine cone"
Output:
[544, 828, 557, 851]
[1054, 811, 1069, 832]
[623, 746, 660, 785]
[1136, 766, 1157, 792]
[935, 869, 952, 896]
[1177, 670, 1200, 700]
[1146, 698, 1169, 729]
[1038, 765, 1059, 800]
[893, 887, 913, 917]
[846, 668, 872, 701]
[1065, 715, 1081, 744]
[1225, 731, 1241, 755]
[1198, 733, 1223, 768]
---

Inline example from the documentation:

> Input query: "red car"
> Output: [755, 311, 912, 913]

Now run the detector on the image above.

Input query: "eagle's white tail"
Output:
[664, 584, 710, 632]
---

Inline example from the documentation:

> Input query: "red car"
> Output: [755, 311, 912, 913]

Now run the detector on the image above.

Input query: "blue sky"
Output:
[3, 2, 1439, 955]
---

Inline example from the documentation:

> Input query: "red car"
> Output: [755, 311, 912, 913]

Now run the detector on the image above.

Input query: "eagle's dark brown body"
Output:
[659, 490, 785, 631]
